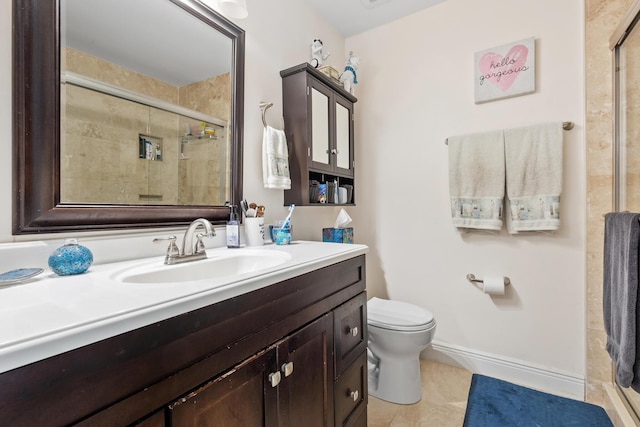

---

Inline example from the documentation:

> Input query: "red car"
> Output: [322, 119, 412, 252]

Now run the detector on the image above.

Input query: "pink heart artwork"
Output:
[478, 44, 529, 92]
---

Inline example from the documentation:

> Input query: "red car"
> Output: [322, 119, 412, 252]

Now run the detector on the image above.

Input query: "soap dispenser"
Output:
[226, 204, 240, 248]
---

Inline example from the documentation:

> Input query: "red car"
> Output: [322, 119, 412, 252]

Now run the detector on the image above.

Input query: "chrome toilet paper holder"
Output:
[466, 273, 511, 287]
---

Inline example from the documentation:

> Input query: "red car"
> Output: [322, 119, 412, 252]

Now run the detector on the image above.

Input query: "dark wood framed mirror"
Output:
[13, 0, 244, 234]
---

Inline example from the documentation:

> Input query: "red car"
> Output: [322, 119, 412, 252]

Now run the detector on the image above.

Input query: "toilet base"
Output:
[367, 356, 422, 405]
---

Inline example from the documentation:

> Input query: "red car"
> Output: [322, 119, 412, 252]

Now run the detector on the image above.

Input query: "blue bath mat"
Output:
[463, 374, 613, 426]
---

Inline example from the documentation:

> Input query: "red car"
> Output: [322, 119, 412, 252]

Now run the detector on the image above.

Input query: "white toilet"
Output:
[367, 297, 436, 405]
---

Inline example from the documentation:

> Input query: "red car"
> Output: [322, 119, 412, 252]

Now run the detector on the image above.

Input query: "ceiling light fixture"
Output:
[219, 0, 249, 19]
[360, 0, 391, 9]
[200, 0, 248, 19]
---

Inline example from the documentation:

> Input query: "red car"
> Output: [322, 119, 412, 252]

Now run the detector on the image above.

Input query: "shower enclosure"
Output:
[611, 1, 640, 421]
[61, 72, 230, 207]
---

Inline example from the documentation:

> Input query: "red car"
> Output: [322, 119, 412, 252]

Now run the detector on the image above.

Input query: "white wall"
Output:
[2, 0, 587, 394]
[236, 0, 354, 239]
[347, 0, 586, 385]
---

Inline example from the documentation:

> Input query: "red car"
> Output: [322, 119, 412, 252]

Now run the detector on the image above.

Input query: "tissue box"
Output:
[322, 227, 353, 244]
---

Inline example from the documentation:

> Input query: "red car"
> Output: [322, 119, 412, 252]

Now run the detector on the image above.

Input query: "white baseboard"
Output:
[422, 340, 585, 400]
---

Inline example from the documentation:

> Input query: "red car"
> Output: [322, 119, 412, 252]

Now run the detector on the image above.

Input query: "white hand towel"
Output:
[504, 122, 563, 233]
[448, 130, 505, 230]
[262, 125, 291, 190]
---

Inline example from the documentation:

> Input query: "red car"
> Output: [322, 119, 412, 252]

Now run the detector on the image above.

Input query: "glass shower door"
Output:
[612, 1, 640, 421]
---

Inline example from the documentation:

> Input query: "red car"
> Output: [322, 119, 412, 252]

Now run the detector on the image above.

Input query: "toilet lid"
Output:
[367, 297, 435, 331]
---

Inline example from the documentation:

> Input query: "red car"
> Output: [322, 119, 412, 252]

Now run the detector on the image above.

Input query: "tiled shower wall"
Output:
[61, 48, 231, 205]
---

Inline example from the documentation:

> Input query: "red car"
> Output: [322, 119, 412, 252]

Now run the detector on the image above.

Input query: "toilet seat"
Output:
[367, 297, 435, 332]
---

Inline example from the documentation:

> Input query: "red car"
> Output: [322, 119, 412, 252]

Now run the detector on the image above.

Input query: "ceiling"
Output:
[304, 0, 446, 37]
[61, 0, 446, 88]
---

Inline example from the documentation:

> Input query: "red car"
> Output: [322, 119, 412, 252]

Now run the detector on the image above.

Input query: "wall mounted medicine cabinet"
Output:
[281, 63, 357, 206]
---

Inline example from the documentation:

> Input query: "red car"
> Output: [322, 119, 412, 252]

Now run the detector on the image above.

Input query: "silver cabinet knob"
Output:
[281, 361, 294, 377]
[348, 326, 358, 337]
[349, 390, 359, 402]
[269, 371, 281, 387]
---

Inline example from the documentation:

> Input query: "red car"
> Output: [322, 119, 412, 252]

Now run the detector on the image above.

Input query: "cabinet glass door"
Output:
[311, 88, 330, 166]
[335, 102, 351, 170]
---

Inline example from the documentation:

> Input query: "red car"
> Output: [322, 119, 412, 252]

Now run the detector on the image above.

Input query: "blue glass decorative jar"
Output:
[48, 239, 93, 276]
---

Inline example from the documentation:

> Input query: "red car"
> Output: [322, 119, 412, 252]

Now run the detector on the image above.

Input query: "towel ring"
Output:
[260, 102, 273, 128]
[260, 102, 285, 129]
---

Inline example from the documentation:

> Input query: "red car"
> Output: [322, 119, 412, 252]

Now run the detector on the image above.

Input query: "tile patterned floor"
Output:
[367, 359, 474, 427]
[367, 359, 621, 427]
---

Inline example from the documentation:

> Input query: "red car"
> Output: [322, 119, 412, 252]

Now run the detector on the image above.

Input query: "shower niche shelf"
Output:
[138, 134, 163, 161]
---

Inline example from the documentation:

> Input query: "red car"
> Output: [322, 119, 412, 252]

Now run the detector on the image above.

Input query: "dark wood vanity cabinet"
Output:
[167, 292, 367, 427]
[0, 255, 367, 427]
[169, 314, 333, 427]
[280, 63, 357, 206]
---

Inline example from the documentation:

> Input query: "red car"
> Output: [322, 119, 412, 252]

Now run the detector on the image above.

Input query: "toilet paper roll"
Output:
[483, 276, 505, 295]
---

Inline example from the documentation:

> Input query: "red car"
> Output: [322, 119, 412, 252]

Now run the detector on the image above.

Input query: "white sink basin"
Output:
[113, 250, 292, 284]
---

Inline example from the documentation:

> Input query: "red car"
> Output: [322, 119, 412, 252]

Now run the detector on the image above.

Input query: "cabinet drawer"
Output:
[334, 291, 367, 376]
[334, 351, 367, 427]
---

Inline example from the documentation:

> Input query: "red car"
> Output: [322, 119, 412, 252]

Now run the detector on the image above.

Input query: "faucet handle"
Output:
[194, 233, 207, 254]
[194, 228, 216, 254]
[153, 235, 180, 264]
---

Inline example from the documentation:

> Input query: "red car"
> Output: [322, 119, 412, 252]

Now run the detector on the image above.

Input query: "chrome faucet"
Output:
[154, 218, 216, 265]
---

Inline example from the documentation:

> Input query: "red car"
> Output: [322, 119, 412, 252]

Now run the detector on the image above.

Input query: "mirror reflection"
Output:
[60, 0, 232, 206]
[615, 16, 640, 212]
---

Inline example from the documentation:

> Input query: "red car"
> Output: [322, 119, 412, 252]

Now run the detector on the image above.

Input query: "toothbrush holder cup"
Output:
[269, 221, 292, 245]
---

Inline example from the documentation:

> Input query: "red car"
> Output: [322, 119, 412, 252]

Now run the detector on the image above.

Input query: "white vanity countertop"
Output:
[0, 241, 368, 374]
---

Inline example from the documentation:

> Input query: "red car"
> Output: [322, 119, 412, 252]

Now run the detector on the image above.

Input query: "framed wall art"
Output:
[474, 37, 535, 104]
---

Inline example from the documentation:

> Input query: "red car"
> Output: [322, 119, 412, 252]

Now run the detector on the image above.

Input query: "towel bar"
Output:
[445, 121, 574, 145]
[466, 273, 511, 286]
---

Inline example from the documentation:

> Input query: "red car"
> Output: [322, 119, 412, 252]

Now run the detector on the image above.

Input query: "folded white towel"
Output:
[448, 130, 505, 230]
[262, 125, 291, 190]
[504, 122, 563, 233]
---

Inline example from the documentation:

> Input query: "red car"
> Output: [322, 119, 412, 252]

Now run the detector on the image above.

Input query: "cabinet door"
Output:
[277, 314, 334, 427]
[310, 83, 332, 170]
[168, 348, 278, 427]
[334, 96, 354, 177]
[309, 79, 354, 177]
